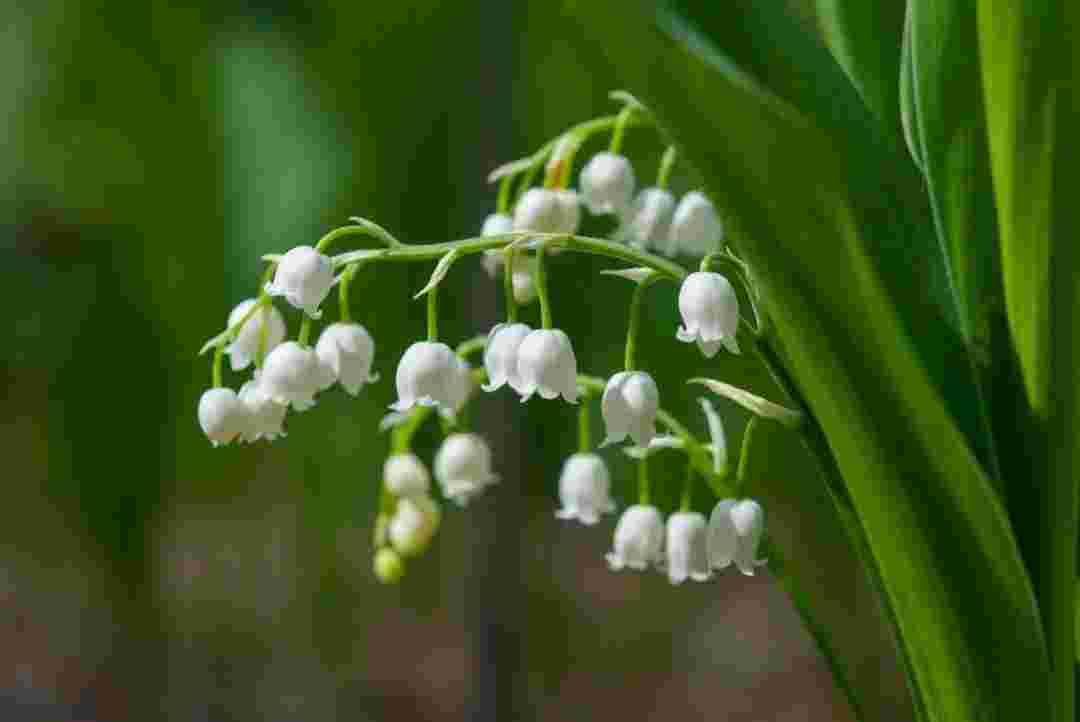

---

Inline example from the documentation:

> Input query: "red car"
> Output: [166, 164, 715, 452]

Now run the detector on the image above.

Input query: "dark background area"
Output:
[0, 1, 906, 719]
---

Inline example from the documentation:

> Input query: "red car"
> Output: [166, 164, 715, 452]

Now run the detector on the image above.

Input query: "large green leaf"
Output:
[815, 0, 906, 137]
[652, 0, 1002, 493]
[903, 0, 999, 360]
[975, 0, 1054, 416]
[902, 0, 1011, 494]
[742, 419, 912, 721]
[977, 1, 1076, 718]
[572, 3, 1052, 720]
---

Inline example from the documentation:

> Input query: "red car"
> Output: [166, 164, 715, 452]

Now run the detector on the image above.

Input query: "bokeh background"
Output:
[0, 1, 911, 720]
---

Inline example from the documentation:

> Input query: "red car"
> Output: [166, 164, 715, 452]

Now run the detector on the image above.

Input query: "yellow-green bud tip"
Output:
[374, 547, 405, 584]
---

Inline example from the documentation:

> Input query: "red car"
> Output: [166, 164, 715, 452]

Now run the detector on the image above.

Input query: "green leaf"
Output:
[1046, 1, 1080, 716]
[978, 1, 1077, 719]
[902, 0, 1006, 486]
[975, 0, 1054, 416]
[653, 0, 1001, 481]
[904, 0, 1000, 355]
[815, 0, 906, 136]
[572, 3, 1052, 720]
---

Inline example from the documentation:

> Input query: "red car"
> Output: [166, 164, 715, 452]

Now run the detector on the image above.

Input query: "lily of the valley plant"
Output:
[197, 1, 1080, 719]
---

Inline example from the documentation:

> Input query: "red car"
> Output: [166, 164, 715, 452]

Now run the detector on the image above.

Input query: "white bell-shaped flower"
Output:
[238, 380, 286, 442]
[516, 329, 579, 403]
[443, 356, 474, 419]
[665, 511, 712, 584]
[606, 504, 665, 571]
[259, 341, 331, 411]
[482, 323, 532, 394]
[198, 387, 249, 447]
[622, 187, 675, 251]
[601, 371, 660, 448]
[224, 299, 286, 371]
[555, 189, 581, 235]
[670, 191, 723, 257]
[512, 188, 580, 235]
[434, 433, 499, 506]
[511, 265, 538, 304]
[677, 271, 741, 357]
[388, 495, 441, 557]
[264, 245, 336, 318]
[708, 498, 767, 575]
[481, 212, 513, 237]
[555, 453, 615, 525]
[390, 341, 461, 413]
[480, 252, 538, 304]
[315, 322, 378, 395]
[580, 152, 636, 216]
[383, 452, 431, 497]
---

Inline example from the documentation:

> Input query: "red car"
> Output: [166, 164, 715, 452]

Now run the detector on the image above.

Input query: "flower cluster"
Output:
[197, 93, 796, 588]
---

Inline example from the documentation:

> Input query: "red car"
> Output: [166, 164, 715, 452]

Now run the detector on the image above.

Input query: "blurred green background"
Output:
[0, 1, 908, 719]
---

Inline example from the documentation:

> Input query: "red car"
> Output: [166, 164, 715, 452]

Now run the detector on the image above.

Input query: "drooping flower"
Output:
[621, 187, 675, 252]
[606, 504, 665, 571]
[383, 452, 431, 498]
[669, 191, 723, 258]
[482, 323, 532, 395]
[390, 341, 461, 413]
[198, 387, 249, 447]
[388, 495, 441, 557]
[555, 453, 616, 525]
[315, 322, 378, 395]
[665, 511, 712, 584]
[513, 188, 580, 235]
[434, 433, 499, 506]
[373, 547, 405, 584]
[442, 356, 474, 419]
[224, 299, 286, 371]
[677, 271, 740, 357]
[580, 152, 636, 216]
[259, 341, 332, 411]
[601, 371, 660, 448]
[708, 498, 767, 575]
[516, 329, 579, 403]
[238, 380, 287, 442]
[264, 245, 336, 318]
[481, 212, 514, 237]
[480, 252, 538, 304]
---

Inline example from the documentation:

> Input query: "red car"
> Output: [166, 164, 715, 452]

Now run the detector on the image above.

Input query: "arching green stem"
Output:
[534, 243, 553, 329]
[578, 402, 592, 453]
[679, 457, 695, 511]
[316, 220, 401, 253]
[332, 232, 688, 283]
[624, 281, 646, 370]
[656, 146, 677, 189]
[504, 246, 518, 323]
[502, 113, 653, 206]
[609, 105, 636, 155]
[736, 416, 761, 494]
[298, 317, 313, 347]
[455, 335, 488, 360]
[211, 344, 225, 388]
[638, 456, 651, 505]
[496, 175, 514, 215]
[427, 284, 439, 342]
[339, 264, 357, 323]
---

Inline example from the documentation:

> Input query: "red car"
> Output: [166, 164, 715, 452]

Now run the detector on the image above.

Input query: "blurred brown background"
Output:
[0, 1, 907, 719]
